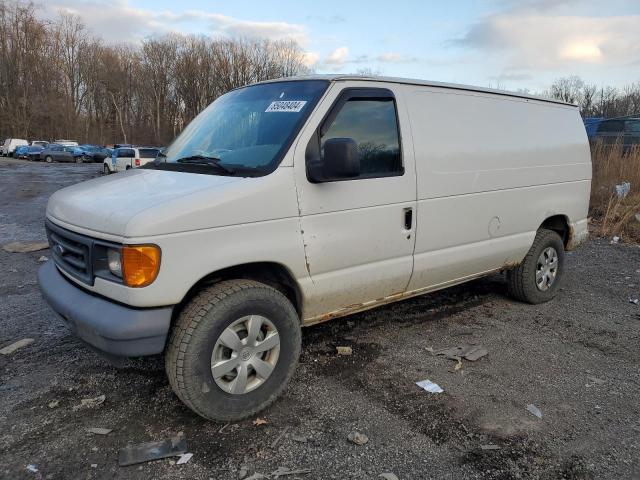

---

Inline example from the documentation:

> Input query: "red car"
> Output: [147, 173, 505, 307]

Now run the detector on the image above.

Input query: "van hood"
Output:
[46, 168, 297, 238]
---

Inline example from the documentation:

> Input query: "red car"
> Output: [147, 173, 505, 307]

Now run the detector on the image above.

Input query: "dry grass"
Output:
[589, 140, 640, 242]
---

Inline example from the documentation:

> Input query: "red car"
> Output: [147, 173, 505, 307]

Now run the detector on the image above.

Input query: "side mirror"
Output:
[307, 137, 360, 182]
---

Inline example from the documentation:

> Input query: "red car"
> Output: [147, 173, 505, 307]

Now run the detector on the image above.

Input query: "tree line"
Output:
[545, 76, 640, 119]
[0, 1, 310, 146]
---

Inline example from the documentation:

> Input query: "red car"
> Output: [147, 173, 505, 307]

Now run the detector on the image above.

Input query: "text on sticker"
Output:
[265, 100, 307, 113]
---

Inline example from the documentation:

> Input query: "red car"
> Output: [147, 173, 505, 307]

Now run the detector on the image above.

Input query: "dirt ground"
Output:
[1, 158, 639, 480]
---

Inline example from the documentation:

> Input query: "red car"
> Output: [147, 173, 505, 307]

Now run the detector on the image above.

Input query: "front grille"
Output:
[46, 219, 93, 285]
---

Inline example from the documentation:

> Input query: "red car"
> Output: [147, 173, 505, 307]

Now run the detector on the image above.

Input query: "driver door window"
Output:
[321, 97, 403, 178]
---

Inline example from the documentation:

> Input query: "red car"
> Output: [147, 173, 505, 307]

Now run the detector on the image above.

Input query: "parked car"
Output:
[77, 144, 112, 163]
[103, 146, 159, 174]
[54, 139, 79, 147]
[14, 145, 30, 158]
[1, 138, 29, 157]
[592, 117, 640, 151]
[30, 140, 49, 148]
[39, 75, 591, 422]
[40, 144, 87, 163]
[25, 145, 46, 161]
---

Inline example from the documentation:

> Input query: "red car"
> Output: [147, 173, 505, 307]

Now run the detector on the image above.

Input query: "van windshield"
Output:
[145, 80, 329, 176]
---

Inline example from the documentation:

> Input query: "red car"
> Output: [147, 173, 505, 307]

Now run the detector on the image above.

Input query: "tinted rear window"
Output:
[597, 120, 624, 133]
[139, 148, 159, 158]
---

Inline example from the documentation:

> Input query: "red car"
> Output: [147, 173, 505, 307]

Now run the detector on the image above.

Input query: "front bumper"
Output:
[38, 260, 173, 357]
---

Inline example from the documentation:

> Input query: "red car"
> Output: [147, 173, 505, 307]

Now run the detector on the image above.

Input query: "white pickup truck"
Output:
[39, 75, 591, 422]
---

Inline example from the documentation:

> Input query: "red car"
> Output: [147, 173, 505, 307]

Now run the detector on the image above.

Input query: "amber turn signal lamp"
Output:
[121, 245, 161, 287]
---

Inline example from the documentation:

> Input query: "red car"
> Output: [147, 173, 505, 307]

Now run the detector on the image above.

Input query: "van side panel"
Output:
[405, 86, 591, 291]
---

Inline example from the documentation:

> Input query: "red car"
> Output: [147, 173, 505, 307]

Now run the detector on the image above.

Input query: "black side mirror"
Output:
[307, 137, 360, 182]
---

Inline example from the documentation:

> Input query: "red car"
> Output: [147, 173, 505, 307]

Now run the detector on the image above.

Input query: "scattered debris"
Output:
[176, 453, 193, 465]
[37, 255, 49, 262]
[615, 181, 631, 199]
[73, 394, 106, 411]
[416, 379, 444, 394]
[239, 467, 248, 479]
[86, 427, 112, 435]
[630, 298, 639, 305]
[48, 400, 59, 409]
[291, 434, 308, 443]
[118, 432, 187, 467]
[434, 344, 488, 362]
[271, 426, 290, 448]
[336, 346, 353, 356]
[379, 473, 399, 480]
[271, 467, 312, 477]
[245, 474, 267, 480]
[0, 338, 34, 355]
[26, 464, 38, 473]
[587, 376, 605, 386]
[91, 464, 97, 468]
[481, 444, 501, 450]
[2, 241, 49, 253]
[253, 417, 268, 426]
[526, 404, 543, 419]
[611, 236, 620, 244]
[347, 431, 369, 446]
[218, 423, 230, 433]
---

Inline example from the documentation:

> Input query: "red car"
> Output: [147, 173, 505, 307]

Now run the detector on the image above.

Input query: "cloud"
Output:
[457, 14, 640, 70]
[375, 52, 418, 63]
[324, 46, 349, 65]
[41, 0, 309, 45]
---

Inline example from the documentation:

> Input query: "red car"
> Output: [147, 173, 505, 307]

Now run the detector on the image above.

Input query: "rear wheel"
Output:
[166, 280, 301, 422]
[75, 156, 83, 163]
[507, 228, 565, 304]
[103, 164, 110, 175]
[45, 156, 53, 163]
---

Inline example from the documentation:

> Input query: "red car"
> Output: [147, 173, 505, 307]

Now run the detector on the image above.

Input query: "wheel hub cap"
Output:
[536, 247, 558, 291]
[210, 315, 280, 395]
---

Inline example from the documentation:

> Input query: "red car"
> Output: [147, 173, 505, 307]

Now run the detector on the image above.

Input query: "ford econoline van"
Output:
[38, 75, 591, 421]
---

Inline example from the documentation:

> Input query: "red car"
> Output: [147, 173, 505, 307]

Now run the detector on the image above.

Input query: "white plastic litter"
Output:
[26, 465, 38, 473]
[615, 181, 631, 198]
[526, 404, 543, 419]
[176, 453, 193, 465]
[416, 379, 444, 394]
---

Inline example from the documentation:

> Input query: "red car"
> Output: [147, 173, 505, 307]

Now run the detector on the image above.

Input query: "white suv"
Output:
[103, 147, 160, 174]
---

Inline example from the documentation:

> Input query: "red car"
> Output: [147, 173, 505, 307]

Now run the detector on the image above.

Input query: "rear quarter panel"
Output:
[405, 85, 591, 290]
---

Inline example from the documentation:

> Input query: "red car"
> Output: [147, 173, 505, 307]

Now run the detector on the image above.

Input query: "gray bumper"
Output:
[38, 260, 173, 357]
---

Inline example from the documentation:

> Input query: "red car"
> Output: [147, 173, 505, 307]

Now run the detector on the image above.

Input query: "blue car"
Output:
[25, 145, 46, 161]
[14, 145, 30, 158]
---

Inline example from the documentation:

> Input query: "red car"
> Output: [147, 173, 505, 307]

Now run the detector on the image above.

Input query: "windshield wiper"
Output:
[176, 155, 235, 174]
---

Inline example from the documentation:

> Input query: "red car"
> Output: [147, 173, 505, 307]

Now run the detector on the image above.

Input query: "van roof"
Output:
[255, 74, 575, 107]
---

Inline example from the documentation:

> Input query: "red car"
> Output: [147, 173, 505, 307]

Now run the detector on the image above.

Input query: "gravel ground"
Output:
[1, 158, 639, 480]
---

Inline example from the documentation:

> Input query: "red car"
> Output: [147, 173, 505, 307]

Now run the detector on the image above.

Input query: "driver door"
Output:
[293, 83, 417, 319]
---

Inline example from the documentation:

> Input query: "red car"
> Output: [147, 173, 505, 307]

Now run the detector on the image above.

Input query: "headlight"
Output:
[107, 248, 122, 277]
[121, 245, 161, 287]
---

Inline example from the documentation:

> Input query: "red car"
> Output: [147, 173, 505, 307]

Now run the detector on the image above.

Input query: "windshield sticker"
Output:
[265, 100, 307, 113]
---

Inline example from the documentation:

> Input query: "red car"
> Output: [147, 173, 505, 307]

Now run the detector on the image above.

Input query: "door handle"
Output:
[403, 207, 413, 230]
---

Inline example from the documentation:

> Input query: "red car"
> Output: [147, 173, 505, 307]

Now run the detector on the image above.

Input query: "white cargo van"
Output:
[1, 138, 29, 156]
[38, 75, 591, 421]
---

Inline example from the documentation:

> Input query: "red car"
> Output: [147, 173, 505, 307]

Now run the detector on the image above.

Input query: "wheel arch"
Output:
[173, 261, 304, 322]
[539, 214, 571, 248]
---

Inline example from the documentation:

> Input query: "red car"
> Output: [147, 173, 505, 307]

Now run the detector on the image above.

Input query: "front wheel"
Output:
[165, 280, 301, 422]
[103, 164, 110, 175]
[507, 228, 565, 304]
[45, 156, 53, 163]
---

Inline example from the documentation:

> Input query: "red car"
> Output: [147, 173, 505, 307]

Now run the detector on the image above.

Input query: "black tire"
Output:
[166, 279, 301, 422]
[103, 164, 110, 175]
[75, 157, 83, 163]
[507, 228, 565, 304]
[45, 156, 53, 163]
